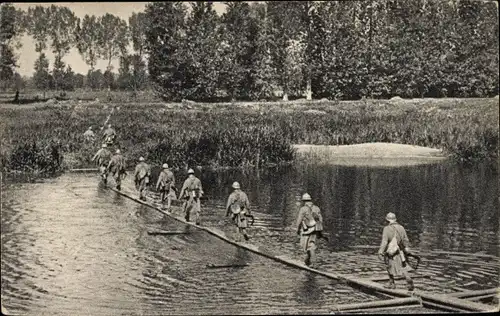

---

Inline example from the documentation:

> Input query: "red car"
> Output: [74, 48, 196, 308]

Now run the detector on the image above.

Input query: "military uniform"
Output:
[179, 171, 203, 224]
[83, 128, 95, 142]
[156, 165, 176, 210]
[92, 146, 111, 182]
[107, 152, 126, 190]
[134, 159, 151, 200]
[378, 213, 414, 291]
[296, 194, 323, 267]
[103, 126, 116, 145]
[226, 183, 251, 241]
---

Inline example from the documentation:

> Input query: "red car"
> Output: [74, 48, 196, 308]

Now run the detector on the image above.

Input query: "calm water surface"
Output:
[1, 160, 498, 315]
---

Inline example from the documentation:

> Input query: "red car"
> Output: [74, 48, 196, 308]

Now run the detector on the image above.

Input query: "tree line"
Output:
[1, 1, 499, 101]
[1, 3, 148, 93]
[145, 0, 498, 101]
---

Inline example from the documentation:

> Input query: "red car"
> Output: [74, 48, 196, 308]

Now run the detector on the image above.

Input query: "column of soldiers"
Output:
[89, 126, 415, 291]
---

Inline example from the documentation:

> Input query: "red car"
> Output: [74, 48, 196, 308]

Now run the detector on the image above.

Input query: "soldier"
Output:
[179, 168, 204, 225]
[83, 126, 95, 142]
[107, 149, 126, 191]
[134, 157, 151, 201]
[225, 182, 252, 242]
[377, 212, 414, 291]
[103, 124, 116, 145]
[295, 193, 323, 268]
[91, 144, 111, 184]
[156, 163, 176, 210]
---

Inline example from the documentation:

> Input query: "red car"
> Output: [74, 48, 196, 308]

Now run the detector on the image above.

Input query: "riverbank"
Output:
[294, 143, 448, 167]
[0, 98, 497, 174]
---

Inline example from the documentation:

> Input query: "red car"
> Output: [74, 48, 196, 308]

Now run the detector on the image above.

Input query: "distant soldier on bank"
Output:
[377, 212, 414, 291]
[226, 181, 252, 241]
[156, 163, 176, 211]
[295, 193, 323, 268]
[83, 126, 95, 142]
[179, 168, 204, 225]
[134, 157, 151, 201]
[107, 149, 127, 191]
[92, 144, 112, 184]
[103, 124, 116, 146]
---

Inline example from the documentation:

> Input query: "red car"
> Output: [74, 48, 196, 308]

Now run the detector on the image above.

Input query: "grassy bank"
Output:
[0, 98, 498, 174]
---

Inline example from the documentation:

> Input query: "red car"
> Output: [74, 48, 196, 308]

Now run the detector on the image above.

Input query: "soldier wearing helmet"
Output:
[179, 168, 204, 225]
[295, 193, 323, 268]
[107, 149, 126, 190]
[103, 123, 116, 145]
[92, 143, 112, 184]
[134, 156, 151, 201]
[226, 181, 252, 241]
[83, 126, 95, 142]
[377, 212, 414, 291]
[156, 163, 176, 211]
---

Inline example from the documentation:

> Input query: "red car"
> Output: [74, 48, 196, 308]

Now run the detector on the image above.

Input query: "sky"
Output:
[12, 2, 227, 77]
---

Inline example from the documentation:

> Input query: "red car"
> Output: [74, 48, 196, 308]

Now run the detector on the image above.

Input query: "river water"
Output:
[1, 160, 498, 315]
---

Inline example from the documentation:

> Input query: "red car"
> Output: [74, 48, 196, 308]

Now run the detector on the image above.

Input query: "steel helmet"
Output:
[115, 149, 121, 154]
[162, 163, 169, 169]
[139, 157, 145, 161]
[101, 143, 107, 148]
[301, 193, 312, 201]
[188, 168, 194, 174]
[386, 212, 397, 222]
[232, 182, 240, 189]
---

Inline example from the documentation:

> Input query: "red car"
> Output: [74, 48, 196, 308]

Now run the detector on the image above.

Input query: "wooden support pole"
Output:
[369, 274, 432, 282]
[147, 230, 189, 235]
[332, 297, 421, 311]
[206, 263, 250, 269]
[468, 294, 497, 302]
[70, 168, 99, 172]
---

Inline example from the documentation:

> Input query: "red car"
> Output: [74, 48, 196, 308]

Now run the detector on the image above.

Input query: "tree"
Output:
[181, 2, 223, 100]
[74, 73, 85, 89]
[75, 15, 101, 73]
[52, 56, 66, 91]
[249, 2, 276, 100]
[129, 12, 147, 59]
[220, 2, 259, 100]
[46, 5, 78, 90]
[33, 53, 51, 96]
[0, 4, 20, 89]
[144, 2, 188, 101]
[103, 69, 115, 91]
[98, 14, 129, 70]
[26, 6, 50, 53]
[87, 69, 104, 90]
[60, 65, 75, 91]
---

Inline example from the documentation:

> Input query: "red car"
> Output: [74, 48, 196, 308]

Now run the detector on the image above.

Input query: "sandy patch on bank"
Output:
[294, 142, 447, 167]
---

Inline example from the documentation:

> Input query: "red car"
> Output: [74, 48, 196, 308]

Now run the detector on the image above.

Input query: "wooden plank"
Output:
[416, 291, 496, 312]
[338, 304, 423, 314]
[332, 297, 421, 311]
[448, 288, 499, 298]
[468, 294, 497, 302]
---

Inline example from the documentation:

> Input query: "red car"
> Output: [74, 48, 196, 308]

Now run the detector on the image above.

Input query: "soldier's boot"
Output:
[384, 276, 396, 289]
[406, 277, 414, 291]
[304, 251, 311, 266]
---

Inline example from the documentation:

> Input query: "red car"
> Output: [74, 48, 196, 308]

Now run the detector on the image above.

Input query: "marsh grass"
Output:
[0, 98, 497, 174]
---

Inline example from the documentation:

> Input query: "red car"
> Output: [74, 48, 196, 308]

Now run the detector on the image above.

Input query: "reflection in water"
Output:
[200, 161, 499, 256]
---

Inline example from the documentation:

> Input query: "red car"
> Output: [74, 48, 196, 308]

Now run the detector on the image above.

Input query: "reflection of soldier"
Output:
[179, 169, 203, 225]
[226, 182, 251, 241]
[377, 212, 414, 291]
[107, 149, 126, 191]
[83, 126, 95, 142]
[134, 157, 151, 201]
[296, 193, 323, 268]
[103, 124, 116, 145]
[92, 144, 111, 184]
[156, 163, 176, 210]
